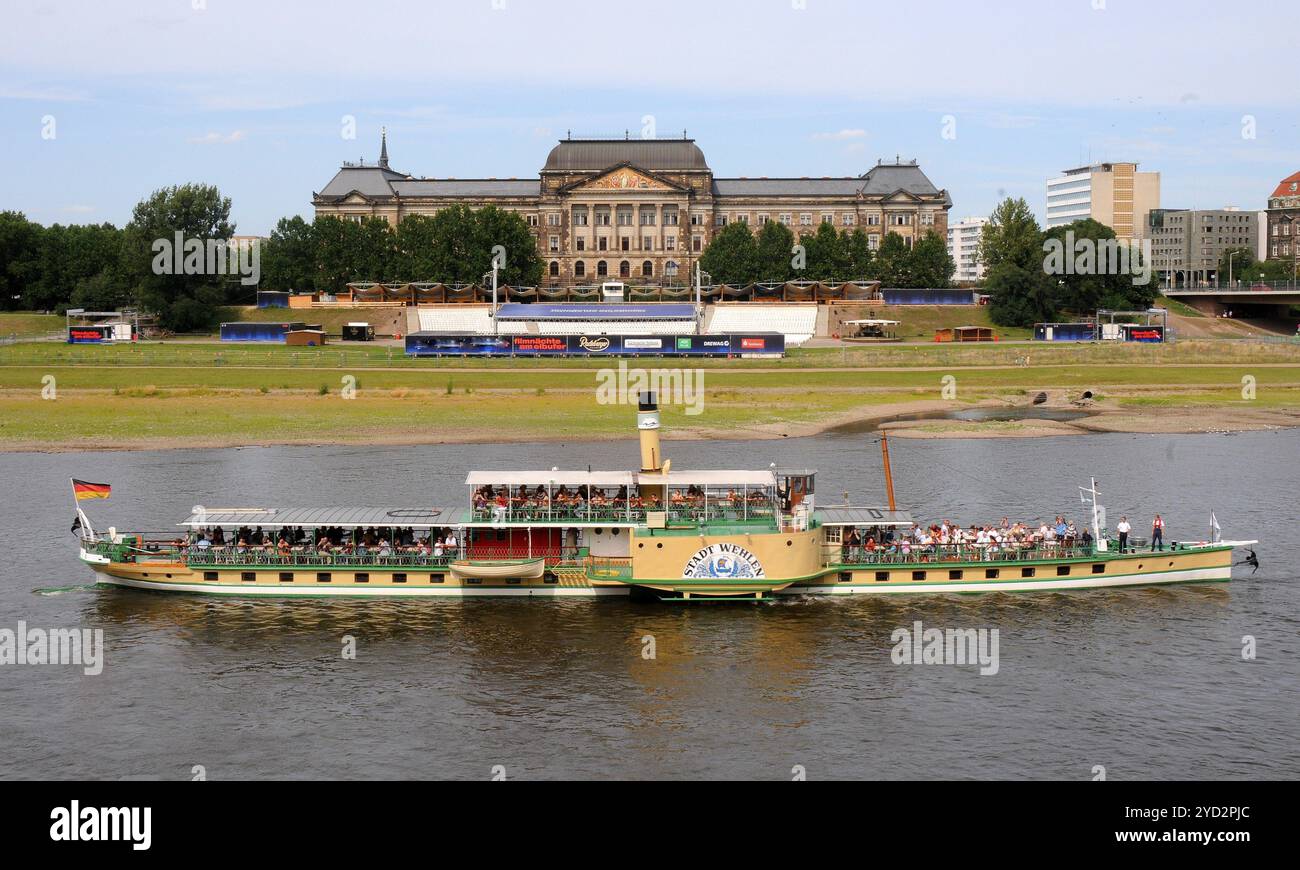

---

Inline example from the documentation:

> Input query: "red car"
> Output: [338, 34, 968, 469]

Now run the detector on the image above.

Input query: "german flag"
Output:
[72, 479, 111, 501]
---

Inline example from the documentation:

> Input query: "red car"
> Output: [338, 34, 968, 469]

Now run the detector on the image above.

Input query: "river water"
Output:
[1, 430, 1296, 780]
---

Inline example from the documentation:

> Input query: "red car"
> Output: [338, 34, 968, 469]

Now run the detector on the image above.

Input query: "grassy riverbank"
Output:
[2, 338, 1298, 449]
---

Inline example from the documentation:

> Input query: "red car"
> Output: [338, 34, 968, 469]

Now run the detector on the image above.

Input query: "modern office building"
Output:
[1146, 207, 1259, 287]
[1045, 162, 1160, 242]
[313, 132, 952, 286]
[946, 216, 988, 283]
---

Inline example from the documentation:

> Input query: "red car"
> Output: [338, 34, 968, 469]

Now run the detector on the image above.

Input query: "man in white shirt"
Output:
[1116, 516, 1132, 553]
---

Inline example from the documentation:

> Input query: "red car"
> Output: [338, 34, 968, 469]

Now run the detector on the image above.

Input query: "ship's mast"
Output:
[880, 432, 897, 511]
[1080, 477, 1107, 552]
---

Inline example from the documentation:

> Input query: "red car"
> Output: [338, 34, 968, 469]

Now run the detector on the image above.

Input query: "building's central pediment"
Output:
[571, 164, 682, 192]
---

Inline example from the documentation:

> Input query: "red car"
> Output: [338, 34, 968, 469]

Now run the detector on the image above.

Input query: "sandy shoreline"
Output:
[5, 397, 1297, 452]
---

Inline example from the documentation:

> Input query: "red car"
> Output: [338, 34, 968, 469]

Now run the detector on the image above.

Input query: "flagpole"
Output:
[70, 478, 95, 543]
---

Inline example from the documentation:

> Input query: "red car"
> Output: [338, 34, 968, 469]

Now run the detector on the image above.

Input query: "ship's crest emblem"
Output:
[682, 543, 765, 579]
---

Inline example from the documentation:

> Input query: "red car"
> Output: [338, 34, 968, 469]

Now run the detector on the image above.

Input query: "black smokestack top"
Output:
[638, 391, 658, 411]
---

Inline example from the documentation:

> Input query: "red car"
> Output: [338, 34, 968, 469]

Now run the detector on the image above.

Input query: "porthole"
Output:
[656, 542, 663, 549]
[786, 540, 793, 547]
[612, 529, 620, 536]
[637, 543, 644, 548]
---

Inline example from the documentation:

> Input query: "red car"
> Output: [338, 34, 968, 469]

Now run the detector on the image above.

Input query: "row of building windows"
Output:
[554, 260, 675, 278]
[550, 235, 682, 253]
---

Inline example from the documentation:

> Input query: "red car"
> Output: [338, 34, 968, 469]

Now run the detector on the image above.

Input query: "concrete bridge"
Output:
[1164, 286, 1300, 318]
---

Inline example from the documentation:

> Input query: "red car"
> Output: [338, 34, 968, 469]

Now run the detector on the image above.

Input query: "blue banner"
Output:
[406, 331, 784, 357]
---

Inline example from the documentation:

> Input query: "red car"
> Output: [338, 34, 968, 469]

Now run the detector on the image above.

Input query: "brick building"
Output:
[313, 132, 951, 285]
[1266, 170, 1300, 264]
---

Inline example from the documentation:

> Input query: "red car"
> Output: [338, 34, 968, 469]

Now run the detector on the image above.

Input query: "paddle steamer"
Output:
[75, 393, 1255, 599]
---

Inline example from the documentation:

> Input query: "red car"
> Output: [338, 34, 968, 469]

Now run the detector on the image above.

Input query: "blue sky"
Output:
[2, 0, 1297, 235]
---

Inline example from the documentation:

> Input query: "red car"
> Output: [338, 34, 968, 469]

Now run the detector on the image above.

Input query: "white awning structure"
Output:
[635, 470, 778, 487]
[843, 319, 900, 326]
[815, 506, 914, 527]
[464, 470, 635, 488]
[180, 506, 463, 529]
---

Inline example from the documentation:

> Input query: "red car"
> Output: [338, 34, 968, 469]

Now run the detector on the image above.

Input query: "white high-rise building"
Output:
[1045, 162, 1160, 242]
[947, 216, 988, 283]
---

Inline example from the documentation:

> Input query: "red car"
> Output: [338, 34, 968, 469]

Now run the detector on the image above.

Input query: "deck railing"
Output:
[834, 543, 1100, 564]
[182, 545, 465, 568]
[469, 503, 776, 525]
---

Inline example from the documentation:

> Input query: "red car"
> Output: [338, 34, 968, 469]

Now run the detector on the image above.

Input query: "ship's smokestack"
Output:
[637, 390, 662, 473]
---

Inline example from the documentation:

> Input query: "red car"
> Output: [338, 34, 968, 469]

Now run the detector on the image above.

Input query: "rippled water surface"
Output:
[1, 430, 1296, 779]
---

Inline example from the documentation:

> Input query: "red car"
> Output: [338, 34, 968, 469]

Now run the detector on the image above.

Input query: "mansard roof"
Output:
[543, 138, 709, 172]
[712, 161, 949, 205]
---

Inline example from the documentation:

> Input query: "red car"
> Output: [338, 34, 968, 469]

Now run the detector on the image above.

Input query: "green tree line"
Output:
[698, 220, 955, 287]
[259, 205, 541, 293]
[1, 190, 540, 330]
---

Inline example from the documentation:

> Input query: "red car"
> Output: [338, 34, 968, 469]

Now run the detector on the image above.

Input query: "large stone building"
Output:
[313, 132, 951, 285]
[1266, 170, 1300, 263]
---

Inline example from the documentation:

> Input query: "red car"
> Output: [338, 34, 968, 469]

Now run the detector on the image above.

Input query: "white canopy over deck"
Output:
[180, 506, 463, 530]
[634, 470, 778, 488]
[465, 470, 635, 489]
[814, 506, 914, 527]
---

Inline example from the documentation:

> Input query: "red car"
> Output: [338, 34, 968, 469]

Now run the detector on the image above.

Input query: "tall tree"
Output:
[311, 216, 365, 293]
[474, 205, 542, 286]
[842, 228, 873, 280]
[755, 220, 795, 282]
[978, 197, 1042, 272]
[392, 213, 440, 282]
[699, 221, 759, 284]
[0, 212, 41, 309]
[1044, 218, 1158, 313]
[123, 184, 235, 331]
[798, 221, 849, 281]
[907, 230, 956, 288]
[872, 232, 912, 286]
[260, 216, 318, 291]
[979, 197, 1056, 327]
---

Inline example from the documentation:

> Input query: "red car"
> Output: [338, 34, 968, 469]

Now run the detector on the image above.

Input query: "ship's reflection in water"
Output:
[2, 430, 1295, 779]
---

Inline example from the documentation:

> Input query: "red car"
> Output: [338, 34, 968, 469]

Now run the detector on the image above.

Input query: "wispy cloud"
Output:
[811, 128, 868, 141]
[0, 84, 89, 102]
[189, 130, 246, 145]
